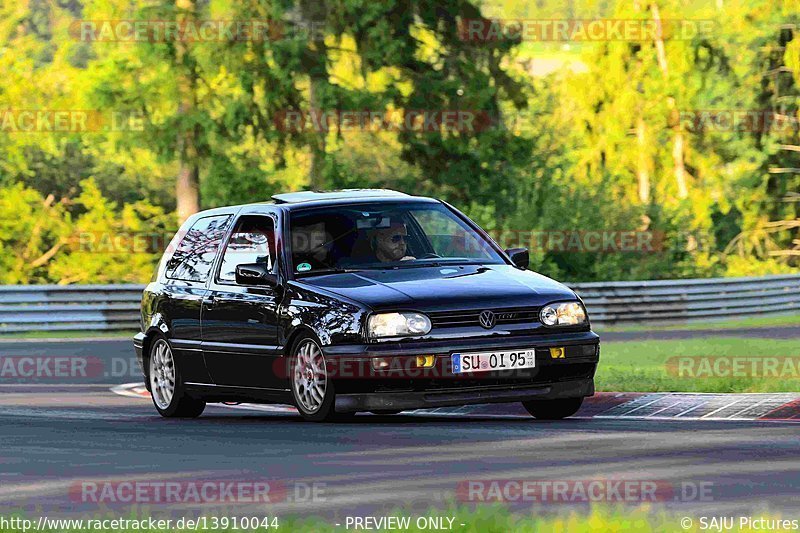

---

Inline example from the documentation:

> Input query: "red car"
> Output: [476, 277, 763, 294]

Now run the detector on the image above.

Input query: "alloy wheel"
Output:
[150, 339, 176, 410]
[292, 339, 328, 414]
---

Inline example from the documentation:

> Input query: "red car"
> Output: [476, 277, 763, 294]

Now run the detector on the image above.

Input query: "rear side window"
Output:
[165, 215, 232, 282]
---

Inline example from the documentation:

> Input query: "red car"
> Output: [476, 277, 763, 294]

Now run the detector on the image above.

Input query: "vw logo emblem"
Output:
[479, 310, 496, 329]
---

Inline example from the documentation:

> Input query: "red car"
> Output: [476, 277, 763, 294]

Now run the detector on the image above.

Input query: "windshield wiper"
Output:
[294, 267, 364, 278]
[383, 259, 481, 269]
[385, 262, 443, 269]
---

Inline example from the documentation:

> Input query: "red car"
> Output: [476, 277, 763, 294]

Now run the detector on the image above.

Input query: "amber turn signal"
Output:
[415, 355, 435, 368]
[549, 347, 566, 359]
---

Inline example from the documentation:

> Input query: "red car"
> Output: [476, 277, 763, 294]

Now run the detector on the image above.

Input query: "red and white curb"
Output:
[593, 392, 800, 421]
[111, 383, 800, 421]
[110, 383, 151, 399]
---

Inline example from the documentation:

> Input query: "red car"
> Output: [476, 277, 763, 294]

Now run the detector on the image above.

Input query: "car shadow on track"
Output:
[146, 410, 795, 432]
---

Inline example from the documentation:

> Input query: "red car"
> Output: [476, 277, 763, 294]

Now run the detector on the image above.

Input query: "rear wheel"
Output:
[290, 335, 339, 422]
[149, 337, 205, 418]
[522, 397, 583, 420]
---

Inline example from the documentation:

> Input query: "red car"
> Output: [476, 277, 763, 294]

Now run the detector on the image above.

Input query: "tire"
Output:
[289, 334, 339, 422]
[148, 336, 206, 418]
[522, 397, 583, 420]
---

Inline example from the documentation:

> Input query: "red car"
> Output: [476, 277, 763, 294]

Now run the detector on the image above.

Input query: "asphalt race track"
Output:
[1, 335, 799, 524]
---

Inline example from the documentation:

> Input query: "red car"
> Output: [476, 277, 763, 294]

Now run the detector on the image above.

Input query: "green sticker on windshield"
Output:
[297, 262, 312, 272]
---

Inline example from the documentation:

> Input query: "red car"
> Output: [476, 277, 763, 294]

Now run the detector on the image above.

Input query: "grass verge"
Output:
[597, 337, 800, 392]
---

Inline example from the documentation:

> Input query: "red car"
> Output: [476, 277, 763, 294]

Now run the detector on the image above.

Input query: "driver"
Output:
[370, 221, 416, 262]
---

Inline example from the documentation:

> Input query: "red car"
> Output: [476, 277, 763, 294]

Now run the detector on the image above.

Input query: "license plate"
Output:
[451, 349, 536, 374]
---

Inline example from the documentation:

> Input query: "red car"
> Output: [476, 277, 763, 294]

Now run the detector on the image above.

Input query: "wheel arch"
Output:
[140, 327, 166, 392]
[283, 324, 323, 357]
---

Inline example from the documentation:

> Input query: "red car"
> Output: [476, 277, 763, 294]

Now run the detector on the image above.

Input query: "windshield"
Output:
[289, 202, 505, 274]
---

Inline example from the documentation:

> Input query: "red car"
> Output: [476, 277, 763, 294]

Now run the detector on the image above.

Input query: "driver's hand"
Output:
[401, 255, 415, 261]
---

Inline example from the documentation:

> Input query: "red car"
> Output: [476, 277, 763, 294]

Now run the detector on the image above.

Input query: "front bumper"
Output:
[133, 332, 145, 360]
[324, 330, 600, 400]
[133, 332, 147, 389]
[335, 378, 594, 412]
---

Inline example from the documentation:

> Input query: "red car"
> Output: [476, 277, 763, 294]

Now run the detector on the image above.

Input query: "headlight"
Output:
[368, 312, 432, 338]
[539, 302, 587, 326]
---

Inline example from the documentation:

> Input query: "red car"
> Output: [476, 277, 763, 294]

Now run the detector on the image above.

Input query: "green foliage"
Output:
[0, 183, 71, 284]
[0, 180, 171, 285]
[598, 336, 800, 393]
[0, 0, 798, 284]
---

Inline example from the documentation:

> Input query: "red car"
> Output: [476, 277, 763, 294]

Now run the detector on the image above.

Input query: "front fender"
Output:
[281, 285, 368, 348]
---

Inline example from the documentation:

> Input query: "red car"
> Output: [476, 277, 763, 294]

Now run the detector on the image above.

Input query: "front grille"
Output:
[428, 307, 540, 328]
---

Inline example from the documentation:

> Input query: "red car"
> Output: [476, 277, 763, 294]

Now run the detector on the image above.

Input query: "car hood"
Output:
[296, 264, 577, 311]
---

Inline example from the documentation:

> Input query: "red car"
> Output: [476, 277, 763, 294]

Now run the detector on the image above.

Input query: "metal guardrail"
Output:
[572, 274, 800, 325]
[0, 284, 144, 333]
[0, 274, 798, 333]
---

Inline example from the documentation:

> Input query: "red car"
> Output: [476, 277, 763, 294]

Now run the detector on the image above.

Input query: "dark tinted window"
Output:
[218, 215, 276, 283]
[289, 203, 504, 274]
[165, 215, 231, 282]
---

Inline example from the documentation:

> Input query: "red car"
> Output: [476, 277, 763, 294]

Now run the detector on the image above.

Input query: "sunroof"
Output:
[271, 189, 409, 204]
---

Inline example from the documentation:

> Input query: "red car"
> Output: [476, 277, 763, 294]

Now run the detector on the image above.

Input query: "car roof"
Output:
[186, 190, 441, 221]
[261, 189, 441, 210]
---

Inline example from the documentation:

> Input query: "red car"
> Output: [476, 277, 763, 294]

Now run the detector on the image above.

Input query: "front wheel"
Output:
[148, 337, 206, 418]
[522, 397, 583, 420]
[290, 335, 339, 422]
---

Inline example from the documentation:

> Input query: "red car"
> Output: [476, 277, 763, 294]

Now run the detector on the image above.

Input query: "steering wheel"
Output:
[420, 253, 442, 259]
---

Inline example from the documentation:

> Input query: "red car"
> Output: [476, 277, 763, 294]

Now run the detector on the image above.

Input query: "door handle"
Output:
[203, 295, 217, 308]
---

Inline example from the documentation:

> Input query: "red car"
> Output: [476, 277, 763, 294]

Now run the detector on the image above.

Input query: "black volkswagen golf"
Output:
[134, 190, 599, 422]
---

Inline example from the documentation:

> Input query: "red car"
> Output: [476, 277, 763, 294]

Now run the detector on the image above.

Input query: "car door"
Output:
[201, 212, 285, 389]
[160, 213, 234, 384]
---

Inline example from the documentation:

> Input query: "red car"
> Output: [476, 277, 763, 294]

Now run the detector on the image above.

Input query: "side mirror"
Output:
[235, 263, 280, 288]
[505, 247, 529, 269]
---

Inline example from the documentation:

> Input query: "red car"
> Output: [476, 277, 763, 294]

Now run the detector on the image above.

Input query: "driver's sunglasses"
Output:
[390, 234, 407, 243]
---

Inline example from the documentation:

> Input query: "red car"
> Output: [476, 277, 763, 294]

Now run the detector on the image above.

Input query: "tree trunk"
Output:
[308, 75, 326, 190]
[301, 0, 327, 190]
[636, 116, 651, 203]
[175, 0, 200, 222]
[669, 103, 689, 199]
[176, 163, 199, 222]
[651, 2, 689, 199]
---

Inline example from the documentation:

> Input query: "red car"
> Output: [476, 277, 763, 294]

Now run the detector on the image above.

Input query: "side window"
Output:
[165, 215, 232, 282]
[218, 215, 277, 283]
